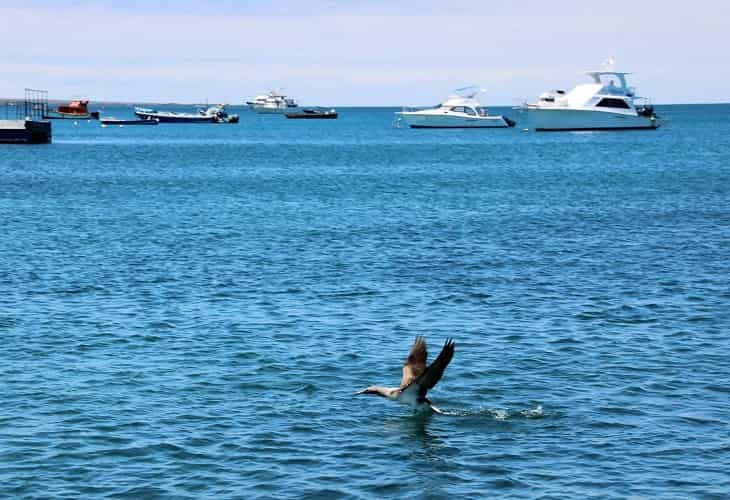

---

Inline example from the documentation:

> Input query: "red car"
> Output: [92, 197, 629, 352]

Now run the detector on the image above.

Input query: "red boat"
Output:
[45, 99, 99, 119]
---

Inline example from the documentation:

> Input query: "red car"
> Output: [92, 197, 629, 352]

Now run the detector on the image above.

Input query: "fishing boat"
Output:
[134, 105, 239, 123]
[135, 107, 211, 123]
[285, 108, 338, 119]
[44, 98, 99, 120]
[203, 104, 239, 123]
[100, 117, 159, 126]
[520, 59, 659, 131]
[395, 87, 514, 128]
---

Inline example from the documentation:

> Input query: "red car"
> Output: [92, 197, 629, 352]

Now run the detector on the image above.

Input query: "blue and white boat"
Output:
[101, 117, 159, 126]
[134, 105, 239, 123]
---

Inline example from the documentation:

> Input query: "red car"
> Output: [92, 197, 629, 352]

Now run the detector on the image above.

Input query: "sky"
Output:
[1, 0, 728, 105]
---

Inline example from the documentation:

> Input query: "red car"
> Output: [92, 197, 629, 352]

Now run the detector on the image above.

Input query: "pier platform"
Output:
[0, 120, 52, 144]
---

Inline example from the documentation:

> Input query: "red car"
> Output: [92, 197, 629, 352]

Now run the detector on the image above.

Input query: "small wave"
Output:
[677, 413, 727, 425]
[315, 289, 378, 299]
[493, 409, 509, 420]
[705, 384, 730, 394]
[437, 405, 545, 420]
[0, 316, 19, 329]
[54, 284, 107, 295]
[520, 405, 545, 418]
[292, 382, 318, 395]
[146, 321, 175, 330]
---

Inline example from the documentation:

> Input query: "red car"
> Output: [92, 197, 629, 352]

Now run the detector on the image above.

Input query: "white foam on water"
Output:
[520, 405, 544, 418]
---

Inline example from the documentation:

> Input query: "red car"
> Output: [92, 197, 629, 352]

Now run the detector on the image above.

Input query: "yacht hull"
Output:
[397, 112, 512, 128]
[523, 108, 658, 131]
[44, 111, 99, 120]
[254, 106, 299, 114]
[101, 118, 159, 125]
[254, 107, 285, 114]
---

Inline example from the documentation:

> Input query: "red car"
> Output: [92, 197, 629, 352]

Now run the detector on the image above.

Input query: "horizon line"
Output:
[1, 97, 729, 108]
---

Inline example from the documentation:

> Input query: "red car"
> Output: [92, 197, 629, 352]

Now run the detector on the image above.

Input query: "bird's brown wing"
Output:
[400, 336, 427, 389]
[412, 338, 455, 397]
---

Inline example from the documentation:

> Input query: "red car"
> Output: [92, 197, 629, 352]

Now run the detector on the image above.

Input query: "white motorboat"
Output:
[520, 62, 658, 131]
[395, 87, 515, 128]
[134, 105, 239, 123]
[249, 91, 299, 114]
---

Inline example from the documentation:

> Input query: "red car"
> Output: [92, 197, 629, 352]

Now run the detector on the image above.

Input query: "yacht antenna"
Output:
[454, 85, 483, 98]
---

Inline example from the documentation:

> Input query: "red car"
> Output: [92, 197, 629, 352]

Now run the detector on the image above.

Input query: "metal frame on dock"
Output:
[0, 88, 52, 144]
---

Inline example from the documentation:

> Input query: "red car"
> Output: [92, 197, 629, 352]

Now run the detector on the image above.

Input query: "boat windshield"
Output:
[451, 106, 478, 115]
[476, 107, 488, 116]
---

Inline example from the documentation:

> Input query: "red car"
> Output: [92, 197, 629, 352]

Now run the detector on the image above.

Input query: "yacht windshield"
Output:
[596, 98, 631, 109]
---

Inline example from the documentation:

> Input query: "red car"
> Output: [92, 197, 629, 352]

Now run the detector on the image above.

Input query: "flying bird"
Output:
[356, 336, 455, 413]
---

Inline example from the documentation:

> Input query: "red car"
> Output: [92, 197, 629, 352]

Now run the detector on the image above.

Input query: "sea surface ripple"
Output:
[1, 105, 729, 498]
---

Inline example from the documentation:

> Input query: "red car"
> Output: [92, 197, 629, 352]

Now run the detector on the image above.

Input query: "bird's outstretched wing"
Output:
[400, 336, 427, 389]
[406, 338, 455, 397]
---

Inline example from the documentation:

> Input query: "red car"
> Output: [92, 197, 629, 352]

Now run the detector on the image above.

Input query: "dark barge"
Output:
[0, 120, 52, 144]
[1, 90, 52, 144]
[285, 108, 338, 119]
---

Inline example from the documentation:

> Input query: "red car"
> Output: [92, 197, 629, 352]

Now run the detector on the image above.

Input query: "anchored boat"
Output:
[395, 87, 514, 128]
[249, 91, 299, 114]
[285, 108, 338, 119]
[44, 98, 99, 120]
[101, 117, 159, 126]
[134, 105, 239, 123]
[520, 60, 659, 131]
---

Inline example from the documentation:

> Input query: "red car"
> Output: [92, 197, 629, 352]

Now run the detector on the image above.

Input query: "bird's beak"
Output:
[355, 389, 369, 395]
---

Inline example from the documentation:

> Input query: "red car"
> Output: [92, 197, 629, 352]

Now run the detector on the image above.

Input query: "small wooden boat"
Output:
[285, 108, 338, 119]
[101, 117, 159, 126]
[45, 99, 100, 120]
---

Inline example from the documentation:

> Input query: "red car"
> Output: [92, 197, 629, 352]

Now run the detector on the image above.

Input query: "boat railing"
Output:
[633, 96, 652, 107]
[399, 105, 432, 113]
[516, 100, 536, 111]
[393, 105, 430, 128]
[602, 85, 636, 97]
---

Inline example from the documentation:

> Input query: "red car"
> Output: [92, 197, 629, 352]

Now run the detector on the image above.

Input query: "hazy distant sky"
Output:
[1, 0, 728, 105]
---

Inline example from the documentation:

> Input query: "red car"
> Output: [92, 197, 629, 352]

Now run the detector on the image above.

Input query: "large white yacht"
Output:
[247, 91, 299, 114]
[395, 87, 515, 128]
[520, 63, 658, 131]
[245, 93, 268, 108]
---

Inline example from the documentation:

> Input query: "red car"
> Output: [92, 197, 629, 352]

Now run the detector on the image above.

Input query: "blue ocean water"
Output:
[1, 104, 729, 498]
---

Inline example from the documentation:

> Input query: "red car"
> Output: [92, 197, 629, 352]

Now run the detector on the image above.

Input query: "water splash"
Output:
[435, 405, 545, 420]
[520, 405, 544, 419]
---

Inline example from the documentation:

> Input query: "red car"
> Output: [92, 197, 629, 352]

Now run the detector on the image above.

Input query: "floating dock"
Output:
[0, 119, 52, 144]
[1, 88, 53, 144]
